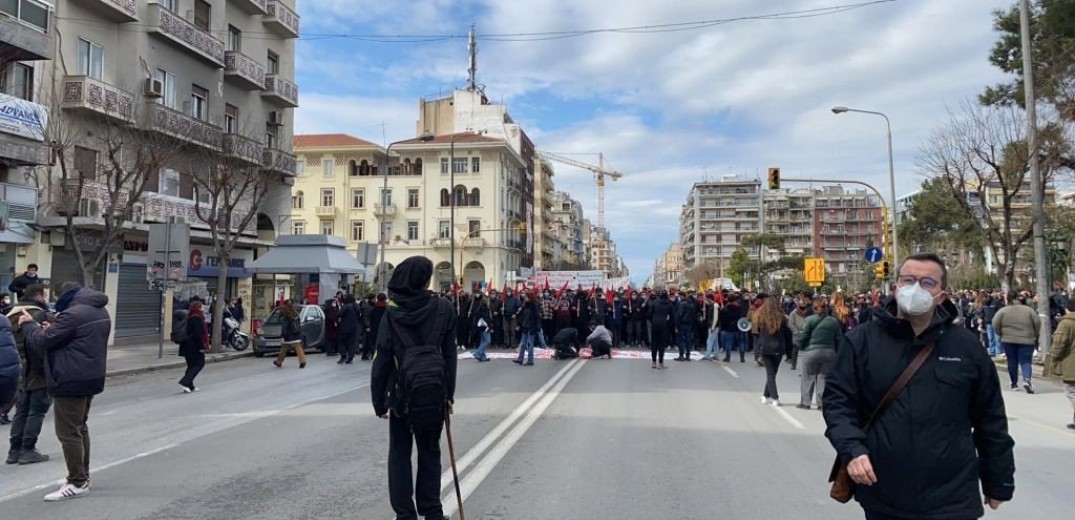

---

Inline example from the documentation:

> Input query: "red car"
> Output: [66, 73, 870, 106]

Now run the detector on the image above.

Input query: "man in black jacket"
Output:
[336, 294, 360, 364]
[19, 282, 110, 502]
[371, 257, 457, 520]
[7, 284, 53, 465]
[823, 253, 1014, 520]
[7, 263, 39, 300]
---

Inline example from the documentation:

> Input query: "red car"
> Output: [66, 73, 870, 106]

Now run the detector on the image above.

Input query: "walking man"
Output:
[371, 257, 457, 520]
[1049, 298, 1075, 429]
[823, 253, 1015, 520]
[19, 282, 111, 501]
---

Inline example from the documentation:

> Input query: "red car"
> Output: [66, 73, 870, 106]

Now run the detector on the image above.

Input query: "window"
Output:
[440, 158, 448, 174]
[407, 188, 419, 209]
[77, 39, 104, 80]
[224, 104, 238, 133]
[74, 146, 98, 180]
[453, 185, 467, 206]
[351, 189, 365, 208]
[381, 222, 393, 241]
[190, 84, 208, 121]
[351, 221, 364, 242]
[0, 63, 33, 101]
[321, 189, 334, 207]
[468, 220, 481, 238]
[291, 191, 304, 209]
[227, 25, 241, 52]
[159, 168, 181, 197]
[471, 157, 481, 173]
[267, 51, 279, 74]
[407, 221, 419, 241]
[359, 160, 370, 175]
[322, 159, 334, 177]
[438, 221, 450, 239]
[321, 221, 334, 236]
[193, 0, 211, 31]
[155, 69, 176, 109]
[470, 188, 481, 206]
[265, 124, 278, 149]
[381, 188, 392, 206]
[413, 158, 423, 175]
[293, 221, 305, 235]
[452, 158, 467, 174]
[159, 0, 176, 11]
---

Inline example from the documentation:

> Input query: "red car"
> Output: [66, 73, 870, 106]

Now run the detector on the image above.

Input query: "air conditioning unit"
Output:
[143, 78, 163, 98]
[268, 111, 284, 126]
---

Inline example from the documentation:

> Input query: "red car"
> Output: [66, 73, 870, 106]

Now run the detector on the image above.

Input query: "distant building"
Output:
[653, 243, 685, 289]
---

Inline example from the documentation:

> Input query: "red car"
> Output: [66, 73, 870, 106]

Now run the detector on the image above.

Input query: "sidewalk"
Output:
[106, 339, 253, 379]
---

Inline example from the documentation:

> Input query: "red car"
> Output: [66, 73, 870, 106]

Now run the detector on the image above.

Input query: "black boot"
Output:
[18, 447, 49, 465]
[6, 448, 19, 465]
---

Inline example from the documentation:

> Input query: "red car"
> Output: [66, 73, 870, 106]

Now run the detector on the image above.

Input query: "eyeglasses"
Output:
[897, 275, 940, 291]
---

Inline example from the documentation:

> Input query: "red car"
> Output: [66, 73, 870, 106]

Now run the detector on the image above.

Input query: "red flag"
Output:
[626, 284, 634, 300]
[544, 278, 551, 292]
[452, 281, 460, 294]
[589, 283, 596, 299]
[606, 287, 614, 307]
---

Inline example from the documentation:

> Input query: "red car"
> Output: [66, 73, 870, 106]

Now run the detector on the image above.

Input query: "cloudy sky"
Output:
[293, 0, 1016, 282]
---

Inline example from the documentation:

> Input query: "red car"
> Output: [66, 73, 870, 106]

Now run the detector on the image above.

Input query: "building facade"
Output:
[652, 242, 685, 289]
[548, 191, 587, 268]
[3, 0, 299, 341]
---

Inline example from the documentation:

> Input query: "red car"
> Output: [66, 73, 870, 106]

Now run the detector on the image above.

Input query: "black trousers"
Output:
[338, 332, 357, 361]
[865, 510, 975, 520]
[179, 351, 205, 389]
[10, 387, 52, 450]
[388, 414, 443, 520]
[650, 323, 669, 363]
[762, 353, 782, 401]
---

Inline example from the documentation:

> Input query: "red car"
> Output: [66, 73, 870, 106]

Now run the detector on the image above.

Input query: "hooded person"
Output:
[371, 256, 458, 520]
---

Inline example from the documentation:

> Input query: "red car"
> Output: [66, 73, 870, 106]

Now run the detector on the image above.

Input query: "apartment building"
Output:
[652, 242, 685, 289]
[292, 132, 529, 292]
[548, 191, 587, 268]
[2, 0, 299, 340]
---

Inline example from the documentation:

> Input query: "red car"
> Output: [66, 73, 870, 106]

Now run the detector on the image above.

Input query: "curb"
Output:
[106, 351, 254, 379]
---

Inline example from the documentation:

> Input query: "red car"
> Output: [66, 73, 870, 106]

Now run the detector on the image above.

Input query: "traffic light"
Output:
[882, 261, 891, 278]
[767, 167, 780, 190]
[874, 262, 885, 280]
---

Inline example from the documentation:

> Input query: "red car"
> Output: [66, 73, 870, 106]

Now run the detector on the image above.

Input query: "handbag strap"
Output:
[862, 342, 935, 432]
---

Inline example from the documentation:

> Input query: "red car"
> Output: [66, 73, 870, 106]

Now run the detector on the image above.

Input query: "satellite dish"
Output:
[737, 318, 752, 332]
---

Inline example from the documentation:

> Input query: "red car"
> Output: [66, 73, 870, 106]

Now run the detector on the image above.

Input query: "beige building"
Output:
[2, 0, 299, 341]
[548, 191, 587, 268]
[292, 132, 530, 292]
[652, 242, 685, 289]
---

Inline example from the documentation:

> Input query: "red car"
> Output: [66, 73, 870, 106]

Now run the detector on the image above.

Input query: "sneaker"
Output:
[180, 384, 192, 394]
[6, 449, 19, 465]
[770, 400, 781, 407]
[512, 359, 522, 365]
[1009, 384, 1019, 391]
[44, 482, 89, 502]
[1067, 423, 1075, 430]
[18, 449, 49, 465]
[523, 361, 534, 366]
[796, 404, 811, 410]
[760, 396, 770, 405]
[1023, 380, 1035, 394]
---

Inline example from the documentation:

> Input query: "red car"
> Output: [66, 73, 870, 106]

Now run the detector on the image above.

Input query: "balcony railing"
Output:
[262, 147, 297, 176]
[432, 238, 452, 249]
[222, 133, 263, 166]
[315, 206, 337, 218]
[373, 203, 396, 218]
[143, 102, 223, 151]
[61, 75, 135, 123]
[262, 74, 298, 107]
[463, 237, 485, 249]
[140, 192, 252, 232]
[231, 0, 267, 15]
[148, 3, 225, 67]
[224, 50, 265, 90]
[69, 0, 138, 22]
[263, 1, 299, 38]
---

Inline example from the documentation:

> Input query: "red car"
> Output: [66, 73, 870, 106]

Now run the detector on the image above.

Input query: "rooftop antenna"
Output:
[467, 24, 478, 92]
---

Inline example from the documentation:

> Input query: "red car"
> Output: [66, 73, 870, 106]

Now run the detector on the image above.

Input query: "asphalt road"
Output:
[1, 349, 1072, 519]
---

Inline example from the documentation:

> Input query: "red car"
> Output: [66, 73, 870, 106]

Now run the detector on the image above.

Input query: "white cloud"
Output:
[293, 0, 1018, 280]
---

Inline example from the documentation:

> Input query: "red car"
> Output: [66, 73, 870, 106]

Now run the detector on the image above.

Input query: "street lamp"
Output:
[379, 132, 434, 291]
[832, 105, 899, 279]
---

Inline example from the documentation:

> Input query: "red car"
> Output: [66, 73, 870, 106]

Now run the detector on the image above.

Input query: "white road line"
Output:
[774, 406, 806, 430]
[722, 365, 739, 378]
[438, 359, 579, 493]
[442, 359, 586, 519]
[0, 443, 178, 503]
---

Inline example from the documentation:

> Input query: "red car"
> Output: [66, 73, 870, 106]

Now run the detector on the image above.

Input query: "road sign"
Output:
[864, 247, 884, 264]
[804, 257, 826, 285]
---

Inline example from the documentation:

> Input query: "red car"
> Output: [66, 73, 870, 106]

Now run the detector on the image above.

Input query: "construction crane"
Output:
[538, 151, 623, 230]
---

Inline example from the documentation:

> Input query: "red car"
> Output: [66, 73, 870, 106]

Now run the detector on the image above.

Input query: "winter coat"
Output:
[503, 295, 521, 316]
[0, 314, 20, 406]
[519, 301, 540, 331]
[281, 312, 302, 342]
[180, 314, 207, 356]
[649, 298, 674, 329]
[23, 288, 111, 397]
[323, 302, 340, 341]
[7, 273, 39, 298]
[1049, 313, 1075, 382]
[798, 314, 842, 353]
[717, 302, 742, 333]
[757, 320, 793, 357]
[369, 303, 387, 345]
[676, 299, 698, 326]
[823, 297, 1015, 519]
[787, 309, 809, 346]
[337, 303, 360, 337]
[6, 300, 50, 391]
[992, 303, 1041, 345]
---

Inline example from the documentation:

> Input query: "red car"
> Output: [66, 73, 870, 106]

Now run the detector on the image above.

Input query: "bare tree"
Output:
[918, 101, 1071, 290]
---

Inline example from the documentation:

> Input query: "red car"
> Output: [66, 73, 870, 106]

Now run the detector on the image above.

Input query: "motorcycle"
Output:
[222, 310, 250, 351]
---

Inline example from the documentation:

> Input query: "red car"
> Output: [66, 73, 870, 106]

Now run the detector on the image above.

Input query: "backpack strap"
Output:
[862, 342, 936, 432]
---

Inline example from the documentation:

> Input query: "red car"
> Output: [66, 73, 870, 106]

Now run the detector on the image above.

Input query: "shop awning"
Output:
[247, 234, 365, 275]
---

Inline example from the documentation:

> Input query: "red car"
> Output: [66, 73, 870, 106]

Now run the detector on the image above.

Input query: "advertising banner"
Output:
[533, 270, 606, 289]
[0, 93, 48, 142]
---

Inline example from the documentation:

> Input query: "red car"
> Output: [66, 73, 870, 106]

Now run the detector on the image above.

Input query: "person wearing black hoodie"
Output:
[336, 295, 361, 364]
[649, 291, 674, 369]
[366, 293, 388, 360]
[371, 256, 457, 520]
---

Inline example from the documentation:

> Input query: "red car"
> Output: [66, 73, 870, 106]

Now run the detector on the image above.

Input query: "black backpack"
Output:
[171, 309, 190, 344]
[388, 304, 448, 433]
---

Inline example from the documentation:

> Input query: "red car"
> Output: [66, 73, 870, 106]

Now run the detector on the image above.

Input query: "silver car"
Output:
[252, 305, 326, 357]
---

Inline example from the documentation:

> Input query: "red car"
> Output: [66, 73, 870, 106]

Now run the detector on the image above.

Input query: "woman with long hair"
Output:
[831, 291, 855, 332]
[273, 301, 307, 369]
[179, 300, 208, 392]
[755, 297, 793, 407]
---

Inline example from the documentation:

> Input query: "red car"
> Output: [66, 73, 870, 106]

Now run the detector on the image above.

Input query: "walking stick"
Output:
[445, 407, 465, 520]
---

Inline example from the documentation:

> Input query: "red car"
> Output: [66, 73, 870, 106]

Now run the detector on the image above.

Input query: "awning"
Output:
[247, 234, 365, 275]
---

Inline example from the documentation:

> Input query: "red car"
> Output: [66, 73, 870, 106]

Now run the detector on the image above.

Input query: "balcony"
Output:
[0, 0, 52, 61]
[222, 133, 263, 166]
[432, 238, 452, 249]
[263, 74, 299, 107]
[224, 50, 265, 90]
[263, 1, 299, 39]
[315, 206, 337, 219]
[463, 237, 485, 249]
[142, 102, 223, 151]
[147, 3, 225, 67]
[373, 203, 397, 218]
[69, 0, 138, 22]
[140, 192, 251, 231]
[54, 179, 129, 217]
[232, 0, 267, 15]
[262, 147, 297, 176]
[61, 76, 136, 124]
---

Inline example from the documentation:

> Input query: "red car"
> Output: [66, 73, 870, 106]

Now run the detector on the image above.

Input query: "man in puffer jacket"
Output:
[0, 314, 20, 417]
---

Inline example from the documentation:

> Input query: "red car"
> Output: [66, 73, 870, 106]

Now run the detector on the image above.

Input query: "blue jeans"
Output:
[703, 330, 719, 358]
[516, 331, 535, 364]
[678, 326, 694, 359]
[986, 325, 1001, 356]
[720, 331, 744, 361]
[474, 330, 491, 361]
[536, 328, 548, 348]
[1002, 342, 1034, 386]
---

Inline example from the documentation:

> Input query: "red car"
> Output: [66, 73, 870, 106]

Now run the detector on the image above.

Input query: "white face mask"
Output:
[896, 282, 937, 317]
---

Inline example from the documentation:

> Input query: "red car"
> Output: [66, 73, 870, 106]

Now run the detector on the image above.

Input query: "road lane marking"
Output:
[438, 359, 580, 493]
[722, 365, 739, 378]
[1009, 413, 1075, 438]
[774, 406, 806, 430]
[441, 359, 586, 519]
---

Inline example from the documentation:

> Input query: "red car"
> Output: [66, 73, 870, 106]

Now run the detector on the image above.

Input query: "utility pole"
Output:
[467, 25, 478, 92]
[1020, 0, 1051, 355]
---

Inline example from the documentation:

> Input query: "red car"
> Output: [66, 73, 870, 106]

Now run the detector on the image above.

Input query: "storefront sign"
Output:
[0, 93, 48, 142]
[147, 223, 190, 283]
[123, 238, 149, 253]
[188, 248, 253, 279]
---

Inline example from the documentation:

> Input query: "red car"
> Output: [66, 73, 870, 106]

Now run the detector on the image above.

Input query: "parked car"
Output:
[253, 305, 327, 357]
